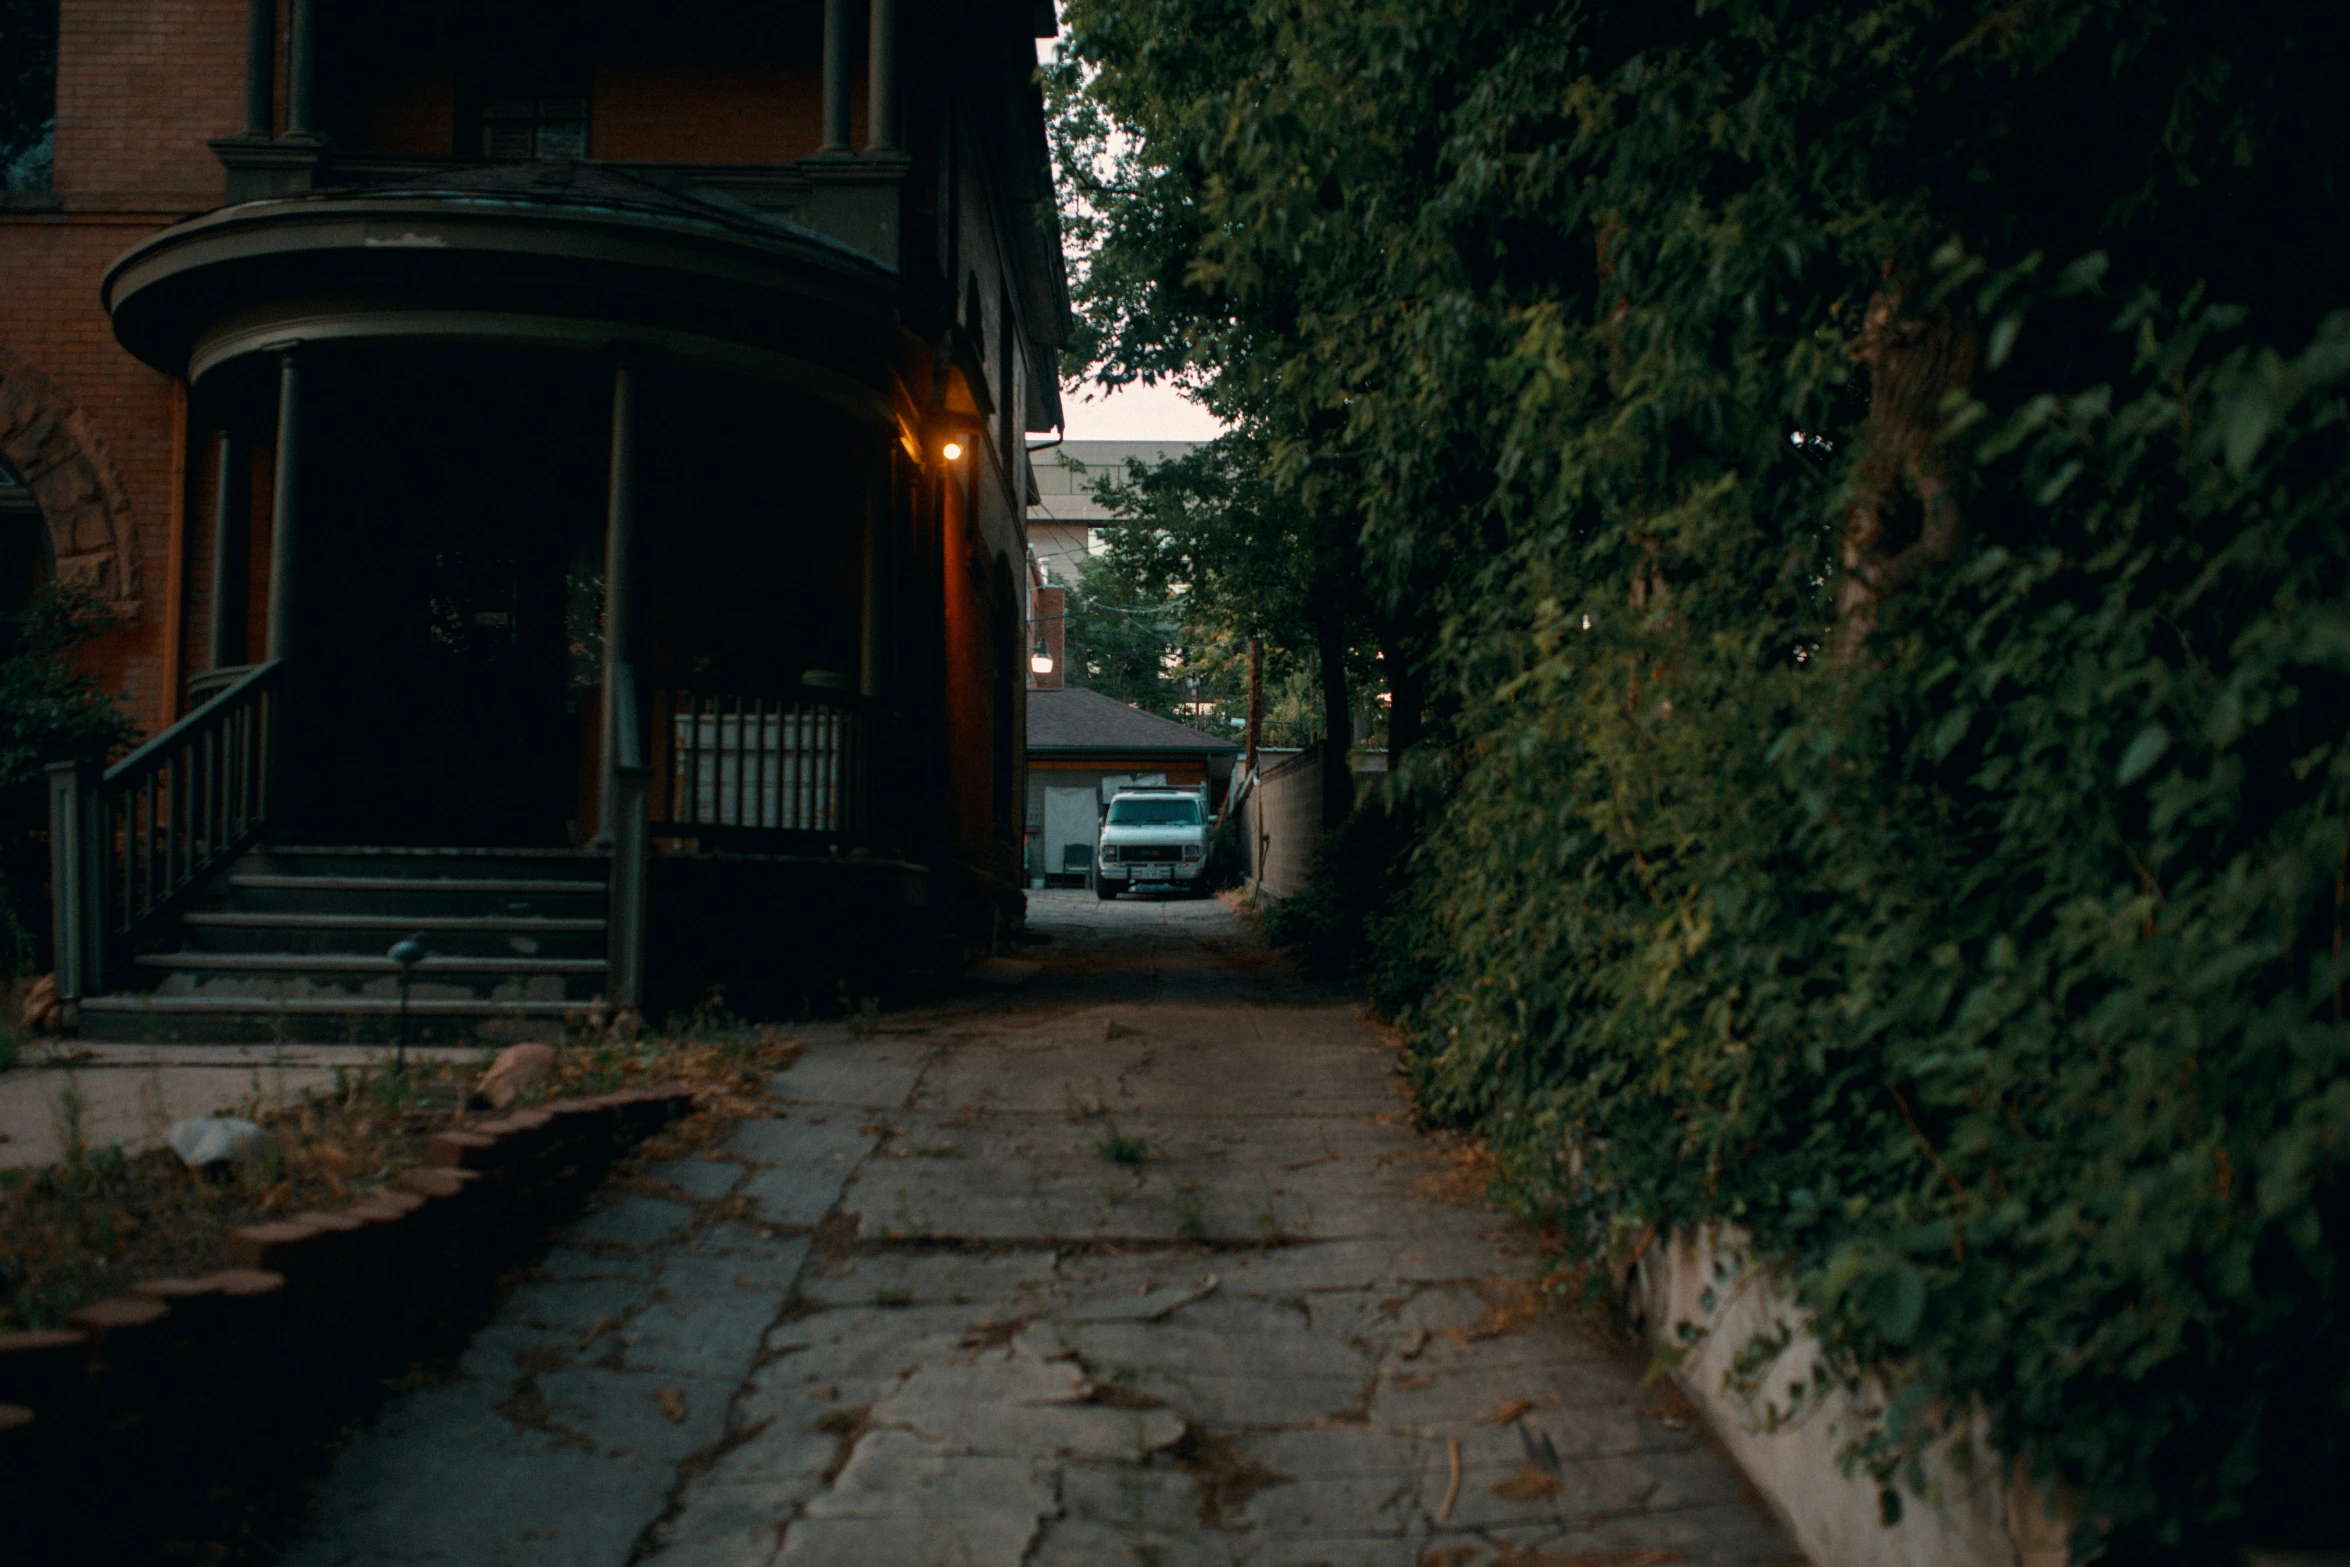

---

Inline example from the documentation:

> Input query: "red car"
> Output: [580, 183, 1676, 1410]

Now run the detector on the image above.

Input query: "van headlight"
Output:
[1181, 843, 1205, 863]
[1099, 845, 1119, 865]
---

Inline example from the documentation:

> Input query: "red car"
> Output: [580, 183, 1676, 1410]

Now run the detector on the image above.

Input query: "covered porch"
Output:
[54, 165, 959, 1034]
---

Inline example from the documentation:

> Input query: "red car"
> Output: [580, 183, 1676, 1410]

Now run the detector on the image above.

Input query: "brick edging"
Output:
[0, 1083, 692, 1553]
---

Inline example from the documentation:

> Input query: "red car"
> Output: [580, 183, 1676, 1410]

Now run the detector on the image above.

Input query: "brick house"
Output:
[0, 0, 1069, 1034]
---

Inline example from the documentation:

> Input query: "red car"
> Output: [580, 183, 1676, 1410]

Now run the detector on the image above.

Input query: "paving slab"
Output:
[279, 891, 1799, 1567]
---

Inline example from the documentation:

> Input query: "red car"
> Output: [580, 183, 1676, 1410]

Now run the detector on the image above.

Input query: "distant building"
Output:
[1026, 439, 1200, 586]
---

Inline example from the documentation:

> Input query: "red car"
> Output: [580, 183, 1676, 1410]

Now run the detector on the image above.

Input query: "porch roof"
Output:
[1027, 687, 1240, 758]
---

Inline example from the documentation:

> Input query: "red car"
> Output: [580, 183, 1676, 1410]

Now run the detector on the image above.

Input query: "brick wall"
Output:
[53, 0, 240, 208]
[591, 63, 853, 164]
[0, 0, 246, 740]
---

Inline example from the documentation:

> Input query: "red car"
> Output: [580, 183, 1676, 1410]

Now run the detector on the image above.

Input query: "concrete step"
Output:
[134, 951, 608, 976]
[225, 874, 607, 895]
[75, 992, 594, 1045]
[178, 910, 608, 960]
[242, 846, 609, 881]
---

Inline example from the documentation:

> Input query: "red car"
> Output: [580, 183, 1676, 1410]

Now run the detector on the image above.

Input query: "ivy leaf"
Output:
[1930, 706, 1975, 762]
[1867, 1265, 1927, 1344]
[2115, 724, 2171, 786]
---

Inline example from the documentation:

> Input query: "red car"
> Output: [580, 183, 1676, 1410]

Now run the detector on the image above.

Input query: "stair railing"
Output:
[48, 659, 285, 1001]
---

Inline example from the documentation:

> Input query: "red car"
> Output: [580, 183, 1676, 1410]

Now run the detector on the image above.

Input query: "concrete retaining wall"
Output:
[1632, 1227, 2070, 1567]
[1242, 742, 1326, 901]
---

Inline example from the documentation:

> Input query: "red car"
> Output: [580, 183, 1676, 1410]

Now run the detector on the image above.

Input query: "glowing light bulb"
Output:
[941, 440, 965, 461]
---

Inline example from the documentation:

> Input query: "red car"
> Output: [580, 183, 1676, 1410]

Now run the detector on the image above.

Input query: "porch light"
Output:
[941, 439, 965, 462]
[1030, 642, 1054, 675]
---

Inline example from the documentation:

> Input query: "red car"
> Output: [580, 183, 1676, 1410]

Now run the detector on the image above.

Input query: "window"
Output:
[998, 284, 1018, 481]
[479, 94, 589, 160]
[0, 0, 58, 194]
[1107, 797, 1201, 826]
[0, 457, 52, 627]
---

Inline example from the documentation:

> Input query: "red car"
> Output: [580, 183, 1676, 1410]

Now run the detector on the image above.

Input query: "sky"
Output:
[1058, 378, 1226, 441]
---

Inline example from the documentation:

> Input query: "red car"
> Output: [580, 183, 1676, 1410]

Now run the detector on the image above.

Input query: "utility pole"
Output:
[1245, 634, 1264, 777]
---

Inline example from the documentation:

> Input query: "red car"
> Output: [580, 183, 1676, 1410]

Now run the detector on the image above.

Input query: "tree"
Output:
[1052, 0, 2350, 1554]
[1089, 432, 1373, 821]
[0, 585, 134, 972]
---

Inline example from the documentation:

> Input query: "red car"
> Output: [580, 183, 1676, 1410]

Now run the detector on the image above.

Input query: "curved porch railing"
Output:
[48, 659, 284, 999]
[645, 676, 872, 848]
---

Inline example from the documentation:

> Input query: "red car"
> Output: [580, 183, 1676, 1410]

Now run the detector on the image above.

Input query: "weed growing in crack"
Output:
[1096, 1124, 1148, 1165]
[1171, 1182, 1207, 1242]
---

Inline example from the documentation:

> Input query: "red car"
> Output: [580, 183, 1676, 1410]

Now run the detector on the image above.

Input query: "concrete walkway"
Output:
[281, 891, 1798, 1567]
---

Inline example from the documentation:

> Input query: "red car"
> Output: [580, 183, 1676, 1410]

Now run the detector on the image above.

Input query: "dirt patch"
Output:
[1179, 1427, 1292, 1526]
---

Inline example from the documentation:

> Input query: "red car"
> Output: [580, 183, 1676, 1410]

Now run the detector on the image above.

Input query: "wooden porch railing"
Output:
[48, 659, 284, 999]
[646, 676, 872, 847]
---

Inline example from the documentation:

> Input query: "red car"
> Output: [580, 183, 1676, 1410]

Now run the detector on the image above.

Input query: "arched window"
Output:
[992, 556, 1018, 832]
[0, 456, 49, 630]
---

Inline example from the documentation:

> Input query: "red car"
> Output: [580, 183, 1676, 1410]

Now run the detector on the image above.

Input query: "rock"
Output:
[477, 1043, 559, 1109]
[19, 972, 60, 1036]
[167, 1116, 270, 1170]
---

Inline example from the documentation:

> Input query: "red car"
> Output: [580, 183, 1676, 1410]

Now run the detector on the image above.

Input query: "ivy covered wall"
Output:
[1056, 0, 2350, 1556]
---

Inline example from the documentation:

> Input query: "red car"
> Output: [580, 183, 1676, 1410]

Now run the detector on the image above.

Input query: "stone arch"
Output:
[0, 341, 142, 620]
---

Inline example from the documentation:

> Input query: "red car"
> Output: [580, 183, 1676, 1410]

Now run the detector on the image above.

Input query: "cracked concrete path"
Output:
[280, 890, 1798, 1567]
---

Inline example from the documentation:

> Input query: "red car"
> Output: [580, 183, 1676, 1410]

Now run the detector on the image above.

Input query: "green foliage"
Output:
[1058, 0, 2350, 1557]
[1059, 554, 1182, 715]
[0, 585, 133, 974]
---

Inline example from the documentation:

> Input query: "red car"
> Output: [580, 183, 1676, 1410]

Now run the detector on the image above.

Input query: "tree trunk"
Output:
[1382, 640, 1422, 775]
[1316, 619, 1353, 828]
[1244, 633, 1264, 777]
[1833, 289, 1977, 660]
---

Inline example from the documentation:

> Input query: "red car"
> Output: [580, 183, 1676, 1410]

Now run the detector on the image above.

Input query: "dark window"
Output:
[998, 284, 1018, 480]
[993, 559, 1017, 831]
[0, 0, 58, 193]
[479, 93, 589, 159]
[0, 458, 53, 633]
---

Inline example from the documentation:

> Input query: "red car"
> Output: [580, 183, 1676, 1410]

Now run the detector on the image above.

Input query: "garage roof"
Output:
[1027, 687, 1240, 756]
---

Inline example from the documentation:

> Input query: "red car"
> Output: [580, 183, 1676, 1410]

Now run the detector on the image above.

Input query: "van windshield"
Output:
[1107, 797, 1201, 826]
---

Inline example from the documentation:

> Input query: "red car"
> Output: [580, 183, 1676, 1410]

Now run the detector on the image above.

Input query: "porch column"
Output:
[865, 0, 898, 154]
[243, 0, 274, 137]
[821, 0, 855, 153]
[286, 0, 319, 138]
[264, 350, 304, 664]
[598, 358, 642, 818]
[209, 430, 250, 670]
[599, 356, 650, 1018]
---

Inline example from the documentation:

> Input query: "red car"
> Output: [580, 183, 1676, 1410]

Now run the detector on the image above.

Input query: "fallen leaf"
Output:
[657, 1387, 688, 1423]
[1490, 1465, 1564, 1502]
[574, 1315, 617, 1350]
[1478, 1396, 1537, 1426]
